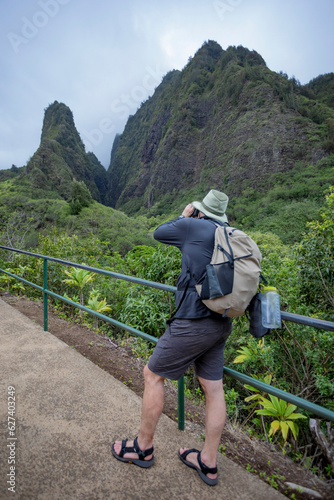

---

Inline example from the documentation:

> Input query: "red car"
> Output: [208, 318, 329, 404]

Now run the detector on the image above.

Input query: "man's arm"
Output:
[153, 204, 195, 247]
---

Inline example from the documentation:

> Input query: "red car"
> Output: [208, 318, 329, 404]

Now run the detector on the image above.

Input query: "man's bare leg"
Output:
[180, 377, 226, 480]
[113, 364, 165, 461]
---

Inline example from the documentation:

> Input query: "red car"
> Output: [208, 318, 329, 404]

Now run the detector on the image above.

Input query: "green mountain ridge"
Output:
[107, 42, 334, 221]
[0, 41, 333, 246]
[16, 101, 108, 204]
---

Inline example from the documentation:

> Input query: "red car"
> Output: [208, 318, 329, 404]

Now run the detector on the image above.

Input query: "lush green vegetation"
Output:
[0, 188, 333, 479]
[0, 181, 163, 256]
[134, 154, 334, 244]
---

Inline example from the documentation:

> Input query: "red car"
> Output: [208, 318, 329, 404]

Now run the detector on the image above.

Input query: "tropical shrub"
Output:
[63, 265, 96, 304]
[293, 186, 334, 319]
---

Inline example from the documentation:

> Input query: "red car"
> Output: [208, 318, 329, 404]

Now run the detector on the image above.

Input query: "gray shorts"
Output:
[148, 317, 232, 381]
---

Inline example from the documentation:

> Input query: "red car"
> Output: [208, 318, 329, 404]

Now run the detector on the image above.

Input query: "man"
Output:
[112, 189, 232, 486]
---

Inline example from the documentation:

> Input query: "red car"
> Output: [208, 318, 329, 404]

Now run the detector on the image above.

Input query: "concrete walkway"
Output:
[0, 298, 286, 499]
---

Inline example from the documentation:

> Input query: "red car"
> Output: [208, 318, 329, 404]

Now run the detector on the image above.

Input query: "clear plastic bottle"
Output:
[260, 286, 281, 328]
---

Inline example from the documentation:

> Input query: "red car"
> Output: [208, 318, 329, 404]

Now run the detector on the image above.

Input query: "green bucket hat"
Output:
[192, 189, 229, 223]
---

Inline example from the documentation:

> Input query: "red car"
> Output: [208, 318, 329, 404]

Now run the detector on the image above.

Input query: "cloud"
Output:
[159, 28, 199, 69]
[0, 0, 333, 170]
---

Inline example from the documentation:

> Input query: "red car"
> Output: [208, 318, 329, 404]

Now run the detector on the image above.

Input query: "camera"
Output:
[191, 208, 199, 218]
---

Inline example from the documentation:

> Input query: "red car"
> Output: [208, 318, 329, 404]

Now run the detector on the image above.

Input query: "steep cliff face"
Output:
[107, 42, 333, 215]
[105, 70, 179, 208]
[25, 101, 108, 202]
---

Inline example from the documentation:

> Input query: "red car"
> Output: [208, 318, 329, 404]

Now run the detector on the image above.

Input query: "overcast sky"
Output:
[1, 0, 333, 171]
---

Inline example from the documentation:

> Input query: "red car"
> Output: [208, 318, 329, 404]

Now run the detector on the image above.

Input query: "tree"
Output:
[69, 179, 93, 215]
[0, 212, 36, 258]
[293, 187, 334, 318]
[62, 265, 96, 310]
[87, 289, 112, 329]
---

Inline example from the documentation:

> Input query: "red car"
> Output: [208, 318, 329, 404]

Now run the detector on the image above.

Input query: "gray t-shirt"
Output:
[154, 216, 225, 319]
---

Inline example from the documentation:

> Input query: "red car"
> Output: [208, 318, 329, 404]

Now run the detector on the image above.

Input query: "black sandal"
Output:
[112, 437, 154, 468]
[178, 448, 218, 486]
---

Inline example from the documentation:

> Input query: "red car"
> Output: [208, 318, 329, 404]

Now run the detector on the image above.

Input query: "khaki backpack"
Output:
[195, 224, 262, 317]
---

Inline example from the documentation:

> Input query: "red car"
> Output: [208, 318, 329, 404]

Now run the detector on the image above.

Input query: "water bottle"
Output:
[260, 286, 281, 328]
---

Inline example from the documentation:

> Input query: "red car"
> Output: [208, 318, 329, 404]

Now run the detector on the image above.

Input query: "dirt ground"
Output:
[2, 292, 333, 500]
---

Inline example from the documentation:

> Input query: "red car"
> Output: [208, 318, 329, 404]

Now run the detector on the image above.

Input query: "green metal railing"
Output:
[1, 244, 334, 429]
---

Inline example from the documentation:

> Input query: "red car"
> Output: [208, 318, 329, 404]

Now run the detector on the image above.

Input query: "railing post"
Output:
[178, 375, 185, 430]
[43, 258, 48, 331]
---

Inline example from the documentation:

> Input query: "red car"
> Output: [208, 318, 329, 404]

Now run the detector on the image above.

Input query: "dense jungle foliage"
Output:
[0, 187, 333, 479]
[1, 152, 334, 247]
[0, 40, 333, 484]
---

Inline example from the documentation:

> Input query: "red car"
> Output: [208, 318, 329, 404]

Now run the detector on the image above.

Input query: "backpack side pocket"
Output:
[246, 293, 271, 338]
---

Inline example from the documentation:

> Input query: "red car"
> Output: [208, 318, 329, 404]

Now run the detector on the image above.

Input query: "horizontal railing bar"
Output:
[1, 245, 333, 331]
[0, 264, 159, 344]
[224, 367, 334, 421]
[281, 311, 334, 332]
[45, 289, 158, 345]
[0, 246, 175, 292]
[1, 245, 333, 423]
[0, 268, 43, 292]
